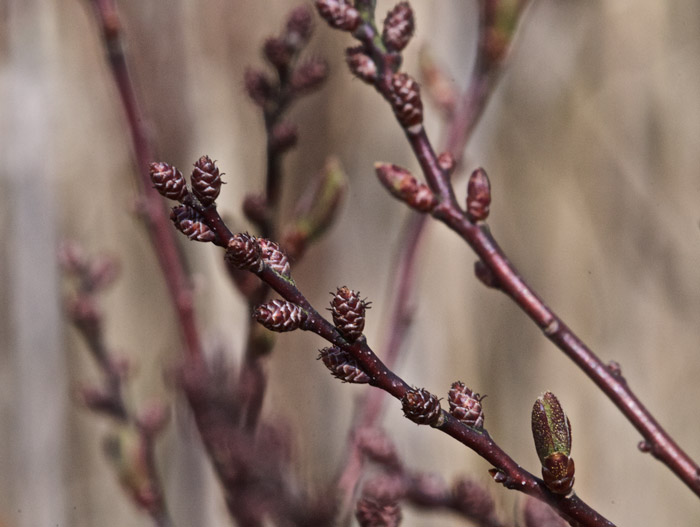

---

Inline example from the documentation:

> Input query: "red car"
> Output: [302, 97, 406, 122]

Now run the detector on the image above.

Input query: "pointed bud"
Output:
[270, 121, 298, 153]
[254, 299, 306, 332]
[401, 388, 443, 426]
[346, 47, 378, 84]
[389, 72, 423, 129]
[285, 5, 314, 49]
[170, 205, 217, 243]
[225, 233, 263, 272]
[375, 163, 437, 213]
[263, 37, 292, 70]
[191, 155, 223, 207]
[330, 286, 368, 342]
[448, 381, 485, 429]
[318, 346, 370, 384]
[531, 392, 575, 495]
[474, 260, 500, 289]
[466, 168, 491, 222]
[452, 478, 497, 522]
[291, 57, 329, 94]
[149, 162, 188, 202]
[315, 0, 361, 32]
[244, 68, 274, 107]
[382, 2, 415, 52]
[258, 238, 291, 277]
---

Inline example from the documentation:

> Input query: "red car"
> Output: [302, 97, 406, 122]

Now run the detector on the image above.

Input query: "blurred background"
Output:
[2, 0, 700, 525]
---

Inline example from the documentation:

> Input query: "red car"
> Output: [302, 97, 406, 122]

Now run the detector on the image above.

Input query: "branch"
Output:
[86, 0, 202, 362]
[318, 0, 700, 499]
[155, 175, 615, 526]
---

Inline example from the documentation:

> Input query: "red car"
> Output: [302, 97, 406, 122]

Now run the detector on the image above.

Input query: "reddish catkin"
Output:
[401, 388, 443, 426]
[149, 162, 188, 202]
[448, 381, 485, 429]
[389, 72, 423, 129]
[318, 346, 370, 384]
[191, 155, 223, 207]
[315, 0, 361, 32]
[254, 299, 306, 332]
[382, 2, 415, 52]
[170, 205, 216, 243]
[258, 238, 291, 277]
[225, 233, 263, 272]
[330, 286, 368, 342]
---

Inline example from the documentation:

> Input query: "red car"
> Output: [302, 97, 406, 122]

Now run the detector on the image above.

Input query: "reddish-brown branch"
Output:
[330, 0, 700, 499]
[88, 0, 202, 362]
[190, 206, 615, 526]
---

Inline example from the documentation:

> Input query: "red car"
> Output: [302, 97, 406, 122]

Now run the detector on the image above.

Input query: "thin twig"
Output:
[88, 0, 202, 362]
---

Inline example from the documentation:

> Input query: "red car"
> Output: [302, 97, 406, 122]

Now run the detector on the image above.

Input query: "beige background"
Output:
[2, 1, 700, 525]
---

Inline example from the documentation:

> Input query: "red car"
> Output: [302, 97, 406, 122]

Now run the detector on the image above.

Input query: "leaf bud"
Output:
[531, 391, 575, 495]
[375, 163, 437, 213]
[466, 167, 491, 222]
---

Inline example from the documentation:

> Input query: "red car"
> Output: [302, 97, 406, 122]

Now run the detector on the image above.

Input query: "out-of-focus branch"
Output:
[60, 243, 173, 527]
[87, 0, 202, 362]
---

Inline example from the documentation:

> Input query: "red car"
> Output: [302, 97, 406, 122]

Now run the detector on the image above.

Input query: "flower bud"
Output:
[448, 381, 485, 429]
[170, 205, 217, 243]
[318, 346, 370, 384]
[315, 0, 361, 32]
[382, 2, 415, 52]
[346, 47, 378, 84]
[254, 299, 306, 332]
[531, 392, 575, 495]
[375, 163, 437, 213]
[389, 72, 423, 129]
[330, 286, 368, 342]
[401, 388, 443, 426]
[466, 167, 491, 222]
[149, 162, 188, 202]
[191, 155, 222, 207]
[225, 233, 263, 272]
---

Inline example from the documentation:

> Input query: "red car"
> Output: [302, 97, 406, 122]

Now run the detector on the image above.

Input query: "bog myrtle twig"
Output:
[60, 243, 173, 527]
[154, 158, 615, 527]
[317, 0, 700, 499]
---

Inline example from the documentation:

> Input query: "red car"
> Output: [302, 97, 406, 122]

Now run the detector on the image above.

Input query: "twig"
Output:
[87, 0, 202, 362]
[60, 243, 173, 527]
[336, 0, 530, 513]
[160, 188, 615, 526]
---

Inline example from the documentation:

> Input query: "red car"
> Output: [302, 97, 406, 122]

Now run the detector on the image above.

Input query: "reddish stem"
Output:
[89, 0, 202, 362]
